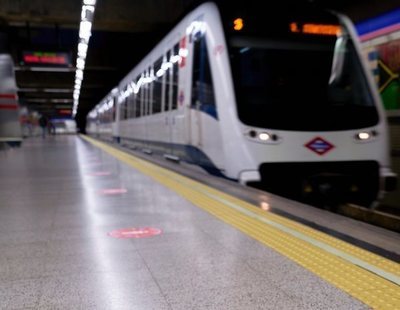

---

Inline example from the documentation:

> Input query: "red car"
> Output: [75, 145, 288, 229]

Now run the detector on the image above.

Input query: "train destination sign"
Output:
[290, 23, 341, 36]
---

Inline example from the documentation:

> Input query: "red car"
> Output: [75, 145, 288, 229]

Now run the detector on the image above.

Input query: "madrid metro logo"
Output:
[304, 137, 335, 156]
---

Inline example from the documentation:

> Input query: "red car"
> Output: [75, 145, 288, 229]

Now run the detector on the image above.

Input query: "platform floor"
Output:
[0, 135, 399, 309]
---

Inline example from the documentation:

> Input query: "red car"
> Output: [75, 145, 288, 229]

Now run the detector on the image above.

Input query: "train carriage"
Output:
[0, 54, 22, 146]
[87, 89, 118, 142]
[87, 1, 397, 208]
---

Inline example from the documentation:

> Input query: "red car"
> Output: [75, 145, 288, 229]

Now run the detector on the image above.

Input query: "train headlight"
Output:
[356, 132, 370, 140]
[259, 132, 270, 141]
[246, 128, 280, 144]
[355, 130, 377, 142]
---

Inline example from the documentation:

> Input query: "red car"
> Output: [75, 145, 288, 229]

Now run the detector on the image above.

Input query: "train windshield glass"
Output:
[228, 26, 378, 131]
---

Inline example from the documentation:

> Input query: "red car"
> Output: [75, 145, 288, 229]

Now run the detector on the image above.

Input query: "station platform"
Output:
[1, 135, 400, 309]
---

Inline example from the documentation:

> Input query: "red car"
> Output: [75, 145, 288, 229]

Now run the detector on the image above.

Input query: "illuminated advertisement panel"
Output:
[22, 51, 71, 67]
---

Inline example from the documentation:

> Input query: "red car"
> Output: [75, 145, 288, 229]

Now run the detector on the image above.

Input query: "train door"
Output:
[112, 92, 120, 142]
[143, 67, 151, 150]
[190, 31, 215, 148]
[189, 33, 202, 148]
[164, 40, 183, 159]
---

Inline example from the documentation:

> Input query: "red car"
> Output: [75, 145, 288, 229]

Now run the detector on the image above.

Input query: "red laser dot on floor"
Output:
[108, 227, 162, 239]
[98, 188, 128, 195]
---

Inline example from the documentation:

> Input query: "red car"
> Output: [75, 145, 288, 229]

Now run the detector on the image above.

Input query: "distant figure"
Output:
[48, 120, 56, 135]
[38, 115, 48, 138]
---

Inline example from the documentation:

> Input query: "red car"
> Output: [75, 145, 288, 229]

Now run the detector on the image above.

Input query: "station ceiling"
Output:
[0, 0, 397, 131]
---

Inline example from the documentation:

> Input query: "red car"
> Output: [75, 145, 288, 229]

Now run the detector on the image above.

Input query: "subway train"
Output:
[0, 53, 22, 146]
[86, 1, 397, 208]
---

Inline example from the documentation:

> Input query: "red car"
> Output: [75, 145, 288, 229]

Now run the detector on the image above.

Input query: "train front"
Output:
[222, 5, 397, 207]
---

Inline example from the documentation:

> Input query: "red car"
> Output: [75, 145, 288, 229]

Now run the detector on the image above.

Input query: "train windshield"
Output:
[228, 23, 378, 131]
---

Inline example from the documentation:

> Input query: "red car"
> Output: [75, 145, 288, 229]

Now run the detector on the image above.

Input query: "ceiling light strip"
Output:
[72, 0, 97, 117]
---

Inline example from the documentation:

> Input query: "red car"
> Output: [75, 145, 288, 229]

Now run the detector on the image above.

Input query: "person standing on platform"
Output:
[39, 115, 48, 138]
[47, 119, 56, 135]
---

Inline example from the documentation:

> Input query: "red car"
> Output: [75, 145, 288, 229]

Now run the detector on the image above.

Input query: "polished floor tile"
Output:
[0, 136, 369, 309]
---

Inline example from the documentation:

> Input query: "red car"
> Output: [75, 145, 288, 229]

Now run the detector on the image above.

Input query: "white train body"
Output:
[87, 2, 397, 207]
[0, 54, 22, 146]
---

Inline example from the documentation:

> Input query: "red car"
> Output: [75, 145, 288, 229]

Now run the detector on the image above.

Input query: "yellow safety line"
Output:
[185, 180, 400, 278]
[81, 135, 400, 310]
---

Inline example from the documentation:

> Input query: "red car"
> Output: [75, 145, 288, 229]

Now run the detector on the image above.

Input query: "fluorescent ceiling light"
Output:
[76, 69, 83, 79]
[78, 42, 88, 58]
[73, 0, 97, 117]
[83, 0, 96, 5]
[82, 5, 95, 21]
[76, 58, 85, 70]
[79, 21, 92, 42]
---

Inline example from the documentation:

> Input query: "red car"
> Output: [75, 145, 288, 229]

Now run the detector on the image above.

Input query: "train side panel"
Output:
[114, 5, 227, 172]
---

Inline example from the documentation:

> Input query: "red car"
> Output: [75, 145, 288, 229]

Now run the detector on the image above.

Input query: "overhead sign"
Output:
[290, 23, 341, 36]
[22, 51, 71, 66]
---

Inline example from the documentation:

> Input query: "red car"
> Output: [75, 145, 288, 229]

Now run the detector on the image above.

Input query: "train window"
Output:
[134, 77, 141, 118]
[110, 103, 117, 122]
[138, 74, 144, 117]
[146, 75, 150, 115]
[161, 54, 167, 112]
[142, 72, 146, 116]
[191, 34, 217, 118]
[143, 70, 149, 116]
[229, 31, 378, 131]
[147, 67, 152, 115]
[153, 57, 163, 114]
[165, 51, 171, 111]
[121, 95, 128, 121]
[128, 92, 135, 119]
[125, 98, 129, 120]
[106, 111, 110, 124]
[171, 43, 179, 110]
